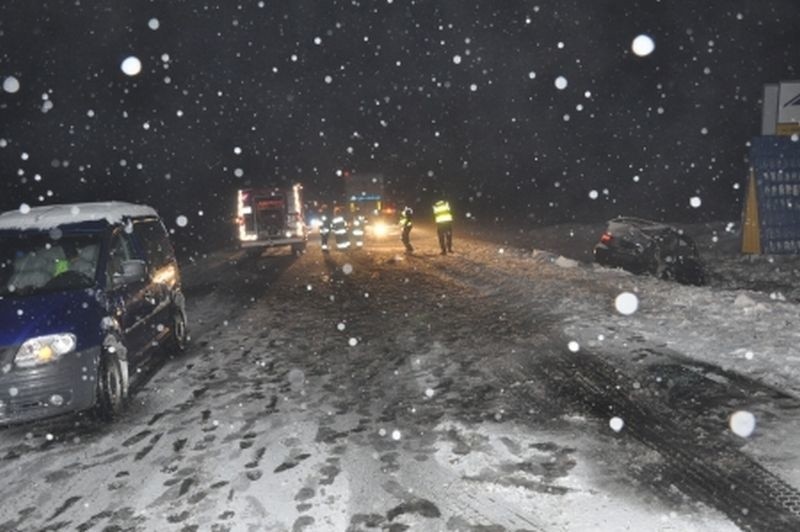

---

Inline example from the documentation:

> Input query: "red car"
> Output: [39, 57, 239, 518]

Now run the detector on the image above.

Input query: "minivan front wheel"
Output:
[94, 354, 127, 422]
[169, 307, 188, 354]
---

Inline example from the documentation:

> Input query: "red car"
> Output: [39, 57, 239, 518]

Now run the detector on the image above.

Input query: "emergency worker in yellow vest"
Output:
[432, 199, 453, 255]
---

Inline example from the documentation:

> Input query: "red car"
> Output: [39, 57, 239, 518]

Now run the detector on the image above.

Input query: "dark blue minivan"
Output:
[0, 202, 187, 424]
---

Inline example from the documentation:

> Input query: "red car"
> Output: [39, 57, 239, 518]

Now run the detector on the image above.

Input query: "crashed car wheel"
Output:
[648, 250, 667, 279]
[94, 353, 127, 422]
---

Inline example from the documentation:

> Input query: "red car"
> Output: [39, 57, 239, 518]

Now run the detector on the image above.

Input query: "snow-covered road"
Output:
[1, 225, 799, 531]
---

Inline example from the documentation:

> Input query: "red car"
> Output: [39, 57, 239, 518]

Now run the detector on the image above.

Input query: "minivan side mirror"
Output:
[113, 259, 147, 286]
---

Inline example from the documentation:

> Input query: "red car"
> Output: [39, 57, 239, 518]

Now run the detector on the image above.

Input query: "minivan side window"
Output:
[107, 231, 136, 286]
[133, 220, 175, 270]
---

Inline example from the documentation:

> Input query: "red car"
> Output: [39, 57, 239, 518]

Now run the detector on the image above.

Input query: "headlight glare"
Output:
[373, 222, 388, 237]
[15, 334, 77, 368]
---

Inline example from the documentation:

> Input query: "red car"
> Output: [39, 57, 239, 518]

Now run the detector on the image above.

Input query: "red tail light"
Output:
[600, 232, 613, 244]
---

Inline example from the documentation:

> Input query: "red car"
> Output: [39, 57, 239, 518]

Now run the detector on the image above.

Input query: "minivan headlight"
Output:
[15, 334, 77, 368]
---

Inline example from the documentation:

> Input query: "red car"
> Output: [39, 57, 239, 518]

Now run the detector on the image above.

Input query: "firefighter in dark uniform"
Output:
[399, 206, 414, 253]
[331, 209, 350, 250]
[433, 199, 453, 255]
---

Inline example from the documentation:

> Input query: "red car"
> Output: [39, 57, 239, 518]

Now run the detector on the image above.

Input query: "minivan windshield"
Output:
[0, 233, 102, 296]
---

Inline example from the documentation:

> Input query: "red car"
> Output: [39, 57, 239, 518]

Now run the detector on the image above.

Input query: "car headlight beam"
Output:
[373, 222, 388, 237]
[15, 334, 77, 368]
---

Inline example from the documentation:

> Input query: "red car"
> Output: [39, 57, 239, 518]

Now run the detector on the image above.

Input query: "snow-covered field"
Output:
[1, 221, 799, 531]
[460, 219, 800, 396]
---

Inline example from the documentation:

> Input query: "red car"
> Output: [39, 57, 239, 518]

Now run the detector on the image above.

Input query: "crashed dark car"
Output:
[593, 217, 707, 285]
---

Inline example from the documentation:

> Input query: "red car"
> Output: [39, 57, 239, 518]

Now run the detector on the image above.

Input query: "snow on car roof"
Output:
[607, 217, 674, 232]
[0, 201, 158, 231]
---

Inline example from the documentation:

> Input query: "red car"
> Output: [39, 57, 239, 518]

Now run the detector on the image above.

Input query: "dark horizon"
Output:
[1, 1, 798, 254]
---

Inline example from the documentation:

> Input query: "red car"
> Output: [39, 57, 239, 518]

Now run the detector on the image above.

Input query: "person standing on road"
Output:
[319, 211, 332, 252]
[399, 206, 414, 254]
[433, 199, 453, 255]
[331, 208, 350, 250]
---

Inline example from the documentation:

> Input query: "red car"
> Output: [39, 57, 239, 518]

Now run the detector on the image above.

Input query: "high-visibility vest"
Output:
[399, 212, 412, 228]
[433, 201, 453, 224]
[54, 258, 69, 276]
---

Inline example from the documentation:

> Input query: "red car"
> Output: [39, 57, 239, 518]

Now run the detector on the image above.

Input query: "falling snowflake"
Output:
[348, 337, 358, 347]
[615, 292, 639, 315]
[554, 76, 568, 90]
[729, 411, 756, 437]
[3, 76, 20, 93]
[176, 215, 188, 227]
[609, 417, 624, 432]
[689, 196, 702, 208]
[120, 56, 142, 76]
[568, 341, 580, 352]
[631, 34, 655, 57]
[148, 18, 160, 30]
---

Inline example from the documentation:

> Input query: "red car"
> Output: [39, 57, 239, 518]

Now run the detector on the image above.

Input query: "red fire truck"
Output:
[236, 184, 307, 255]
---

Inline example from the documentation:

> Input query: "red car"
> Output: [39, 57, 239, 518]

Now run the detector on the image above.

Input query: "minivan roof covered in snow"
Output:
[0, 201, 158, 231]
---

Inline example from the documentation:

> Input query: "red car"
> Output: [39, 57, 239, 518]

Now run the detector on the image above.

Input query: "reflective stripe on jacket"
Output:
[433, 201, 453, 224]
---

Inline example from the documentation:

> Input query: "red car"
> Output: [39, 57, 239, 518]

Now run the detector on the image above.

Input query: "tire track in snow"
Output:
[493, 337, 800, 532]
[415, 237, 800, 530]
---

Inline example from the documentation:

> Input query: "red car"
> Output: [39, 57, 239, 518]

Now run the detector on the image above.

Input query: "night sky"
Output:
[1, 1, 798, 253]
